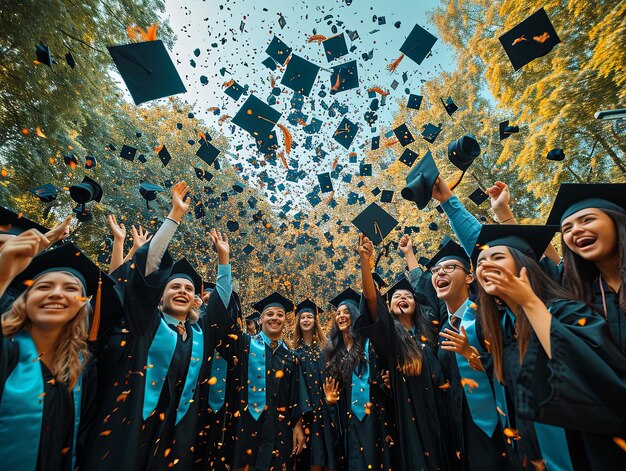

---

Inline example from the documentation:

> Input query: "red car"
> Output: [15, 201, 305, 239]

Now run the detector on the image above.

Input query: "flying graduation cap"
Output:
[352, 202, 399, 246]
[388, 24, 438, 72]
[30, 183, 60, 203]
[447, 135, 481, 189]
[139, 182, 164, 209]
[69, 175, 102, 222]
[401, 150, 439, 209]
[232, 95, 293, 154]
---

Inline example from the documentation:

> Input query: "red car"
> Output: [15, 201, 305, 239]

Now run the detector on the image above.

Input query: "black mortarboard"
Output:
[371, 136, 380, 150]
[139, 182, 164, 205]
[380, 190, 394, 203]
[383, 277, 414, 302]
[422, 123, 443, 143]
[317, 172, 334, 193]
[393, 123, 415, 146]
[65, 52, 76, 68]
[0, 207, 49, 235]
[157, 145, 171, 166]
[407, 94, 423, 110]
[398, 148, 419, 167]
[372, 272, 389, 289]
[262, 56, 277, 70]
[265, 36, 292, 65]
[224, 80, 245, 100]
[389, 24, 437, 71]
[401, 150, 439, 209]
[471, 224, 558, 266]
[232, 95, 282, 139]
[329, 287, 360, 308]
[360, 162, 372, 176]
[85, 155, 97, 169]
[330, 60, 359, 94]
[107, 40, 186, 105]
[440, 96, 458, 116]
[281, 54, 320, 96]
[499, 8, 561, 71]
[499, 120, 519, 140]
[69, 175, 102, 204]
[242, 244, 255, 255]
[468, 188, 489, 206]
[278, 14, 286, 29]
[30, 184, 59, 203]
[352, 202, 399, 246]
[120, 144, 137, 161]
[323, 33, 349, 62]
[296, 298, 324, 315]
[246, 311, 261, 322]
[546, 148, 565, 161]
[546, 183, 626, 226]
[168, 258, 202, 293]
[333, 117, 358, 149]
[448, 135, 481, 172]
[426, 239, 470, 270]
[35, 43, 52, 67]
[196, 140, 220, 165]
[252, 292, 295, 314]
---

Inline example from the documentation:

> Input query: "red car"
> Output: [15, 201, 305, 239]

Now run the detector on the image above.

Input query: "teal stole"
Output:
[455, 300, 500, 437]
[143, 317, 204, 424]
[351, 339, 370, 421]
[0, 331, 83, 470]
[208, 349, 227, 411]
[248, 332, 284, 420]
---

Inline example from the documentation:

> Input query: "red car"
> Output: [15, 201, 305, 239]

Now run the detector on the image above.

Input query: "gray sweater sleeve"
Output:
[145, 218, 178, 276]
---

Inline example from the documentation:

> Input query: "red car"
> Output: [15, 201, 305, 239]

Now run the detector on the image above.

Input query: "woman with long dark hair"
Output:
[472, 223, 626, 470]
[357, 235, 450, 470]
[321, 288, 392, 471]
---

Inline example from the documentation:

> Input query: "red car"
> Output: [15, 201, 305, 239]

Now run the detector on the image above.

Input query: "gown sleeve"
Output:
[515, 299, 626, 433]
[354, 293, 395, 358]
[214, 264, 232, 309]
[290, 357, 312, 423]
[440, 195, 482, 257]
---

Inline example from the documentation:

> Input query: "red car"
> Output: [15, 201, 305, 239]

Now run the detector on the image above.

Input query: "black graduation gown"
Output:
[0, 330, 97, 471]
[81, 244, 229, 470]
[592, 277, 626, 355]
[514, 298, 626, 470]
[294, 340, 341, 470]
[436, 316, 518, 471]
[355, 293, 449, 470]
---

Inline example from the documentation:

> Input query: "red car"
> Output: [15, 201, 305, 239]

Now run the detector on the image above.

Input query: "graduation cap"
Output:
[329, 287, 360, 308]
[35, 43, 52, 67]
[352, 202, 399, 246]
[262, 56, 277, 71]
[546, 148, 565, 161]
[232, 95, 282, 140]
[398, 148, 419, 167]
[69, 175, 102, 222]
[323, 33, 349, 62]
[157, 145, 171, 166]
[139, 182, 164, 209]
[471, 224, 559, 266]
[371, 136, 380, 150]
[224, 80, 245, 100]
[330, 60, 359, 94]
[196, 140, 220, 165]
[393, 123, 415, 146]
[499, 120, 519, 140]
[168, 258, 202, 294]
[252, 291, 295, 314]
[333, 117, 358, 149]
[401, 150, 439, 209]
[30, 183, 59, 203]
[383, 277, 414, 302]
[468, 188, 489, 206]
[499, 8, 561, 71]
[372, 272, 389, 289]
[85, 155, 97, 169]
[317, 172, 334, 193]
[12, 241, 115, 341]
[0, 207, 49, 235]
[296, 298, 324, 316]
[360, 162, 372, 176]
[65, 52, 76, 68]
[422, 123, 443, 143]
[425, 239, 470, 270]
[448, 135, 480, 172]
[380, 190, 394, 203]
[265, 36, 292, 65]
[441, 96, 458, 116]
[278, 14, 286, 29]
[107, 40, 187, 105]
[546, 183, 626, 226]
[64, 154, 79, 167]
[281, 54, 320, 96]
[388, 24, 438, 72]
[407, 94, 423, 110]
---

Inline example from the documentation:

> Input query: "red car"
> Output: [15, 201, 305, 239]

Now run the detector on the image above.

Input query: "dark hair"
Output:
[322, 302, 367, 387]
[477, 247, 576, 383]
[561, 208, 626, 316]
[292, 310, 326, 349]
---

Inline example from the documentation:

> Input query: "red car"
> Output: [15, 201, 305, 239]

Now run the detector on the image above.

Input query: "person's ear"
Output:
[193, 296, 202, 309]
[466, 273, 474, 285]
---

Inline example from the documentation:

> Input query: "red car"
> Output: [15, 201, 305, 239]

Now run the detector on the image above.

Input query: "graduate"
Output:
[0, 231, 108, 470]
[82, 181, 232, 470]
[293, 299, 339, 471]
[429, 239, 518, 470]
[356, 235, 450, 470]
[245, 311, 260, 335]
[472, 223, 626, 470]
[321, 288, 393, 471]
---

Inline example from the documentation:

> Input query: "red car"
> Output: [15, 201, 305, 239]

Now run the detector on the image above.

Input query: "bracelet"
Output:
[499, 217, 515, 224]
[165, 216, 180, 225]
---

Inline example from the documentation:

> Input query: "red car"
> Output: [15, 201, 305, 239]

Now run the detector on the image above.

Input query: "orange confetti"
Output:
[576, 318, 587, 326]
[116, 390, 131, 402]
[23, 279, 34, 287]
[512, 35, 527, 46]
[21, 128, 30, 135]
[461, 378, 479, 392]
[164, 448, 171, 457]
[1, 169, 7, 177]
[533, 32, 550, 44]
[367, 86, 389, 96]
[100, 430, 112, 436]
[35, 127, 46, 138]
[159, 413, 165, 421]
[613, 437, 626, 452]
[438, 381, 451, 390]
[503, 428, 520, 439]
[275, 370, 284, 378]
[496, 406, 507, 417]
[307, 34, 327, 44]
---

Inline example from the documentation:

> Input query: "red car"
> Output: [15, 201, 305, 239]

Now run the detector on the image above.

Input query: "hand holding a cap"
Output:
[168, 181, 191, 223]
[432, 176, 453, 204]
[357, 233, 374, 264]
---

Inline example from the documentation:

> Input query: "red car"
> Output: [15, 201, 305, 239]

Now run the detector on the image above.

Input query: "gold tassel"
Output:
[279, 152, 289, 169]
[368, 86, 389, 96]
[331, 156, 339, 170]
[331, 73, 341, 92]
[88, 273, 102, 342]
[127, 23, 158, 42]
[387, 53, 405, 72]
[307, 34, 327, 44]
[223, 79, 235, 88]
[385, 139, 399, 147]
[276, 123, 292, 155]
[449, 170, 466, 191]
[325, 191, 335, 205]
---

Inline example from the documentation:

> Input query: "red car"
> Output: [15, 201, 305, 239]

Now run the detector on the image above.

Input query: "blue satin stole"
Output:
[351, 339, 370, 421]
[143, 316, 204, 424]
[208, 349, 227, 411]
[455, 300, 500, 437]
[248, 331, 285, 420]
[0, 331, 83, 470]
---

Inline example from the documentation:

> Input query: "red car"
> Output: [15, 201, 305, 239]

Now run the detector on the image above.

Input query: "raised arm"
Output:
[123, 225, 152, 263]
[107, 215, 126, 274]
[358, 234, 378, 322]
[399, 234, 419, 272]
[0, 230, 50, 299]
[209, 229, 232, 308]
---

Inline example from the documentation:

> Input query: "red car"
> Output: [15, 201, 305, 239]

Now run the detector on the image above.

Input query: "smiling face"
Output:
[298, 311, 315, 333]
[261, 306, 286, 337]
[25, 272, 87, 330]
[390, 289, 416, 316]
[561, 208, 618, 263]
[334, 304, 352, 332]
[162, 277, 196, 317]
[431, 260, 472, 302]
[475, 246, 518, 296]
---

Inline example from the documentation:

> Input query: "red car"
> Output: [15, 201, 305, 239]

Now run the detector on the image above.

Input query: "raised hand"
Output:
[131, 225, 152, 249]
[398, 234, 413, 255]
[358, 233, 374, 263]
[0, 229, 50, 286]
[107, 214, 126, 241]
[209, 228, 230, 264]
[169, 181, 191, 222]
[45, 214, 73, 244]
[439, 327, 475, 359]
[323, 377, 340, 405]
[486, 181, 512, 216]
[477, 262, 537, 308]
[432, 176, 453, 203]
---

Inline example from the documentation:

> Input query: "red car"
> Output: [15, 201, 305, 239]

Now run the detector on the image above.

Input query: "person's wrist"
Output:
[167, 210, 183, 224]
[218, 253, 229, 265]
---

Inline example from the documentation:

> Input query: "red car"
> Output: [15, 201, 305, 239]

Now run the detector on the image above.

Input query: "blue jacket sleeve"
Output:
[440, 195, 482, 257]
[215, 264, 232, 309]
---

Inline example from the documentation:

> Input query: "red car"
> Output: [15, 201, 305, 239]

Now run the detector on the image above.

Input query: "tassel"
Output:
[387, 53, 405, 72]
[331, 73, 341, 92]
[449, 170, 466, 191]
[218, 114, 231, 124]
[368, 86, 389, 96]
[257, 116, 292, 154]
[88, 273, 102, 342]
[270, 76, 276, 88]
[325, 191, 335, 205]
[223, 79, 235, 88]
[331, 156, 339, 170]
[385, 139, 399, 147]
[279, 152, 289, 169]
[307, 34, 327, 44]
[127, 23, 158, 42]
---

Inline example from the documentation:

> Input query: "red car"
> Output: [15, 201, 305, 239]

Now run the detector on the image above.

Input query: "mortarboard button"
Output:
[468, 188, 489, 206]
[546, 148, 565, 161]
[388, 24, 438, 72]
[393, 123, 415, 146]
[120, 144, 137, 161]
[107, 40, 187, 105]
[401, 150, 439, 209]
[352, 202, 399, 246]
[30, 184, 59, 203]
[281, 54, 320, 97]
[323, 33, 349, 62]
[157, 145, 171, 166]
[35, 43, 52, 67]
[499, 120, 519, 140]
[330, 60, 359, 94]
[422, 123, 443, 143]
[398, 148, 419, 167]
[441, 96, 458, 116]
[407, 94, 423, 110]
[265, 36, 292, 65]
[499, 8, 561, 71]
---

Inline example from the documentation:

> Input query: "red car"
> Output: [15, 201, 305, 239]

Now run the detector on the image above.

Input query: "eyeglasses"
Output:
[430, 264, 469, 275]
